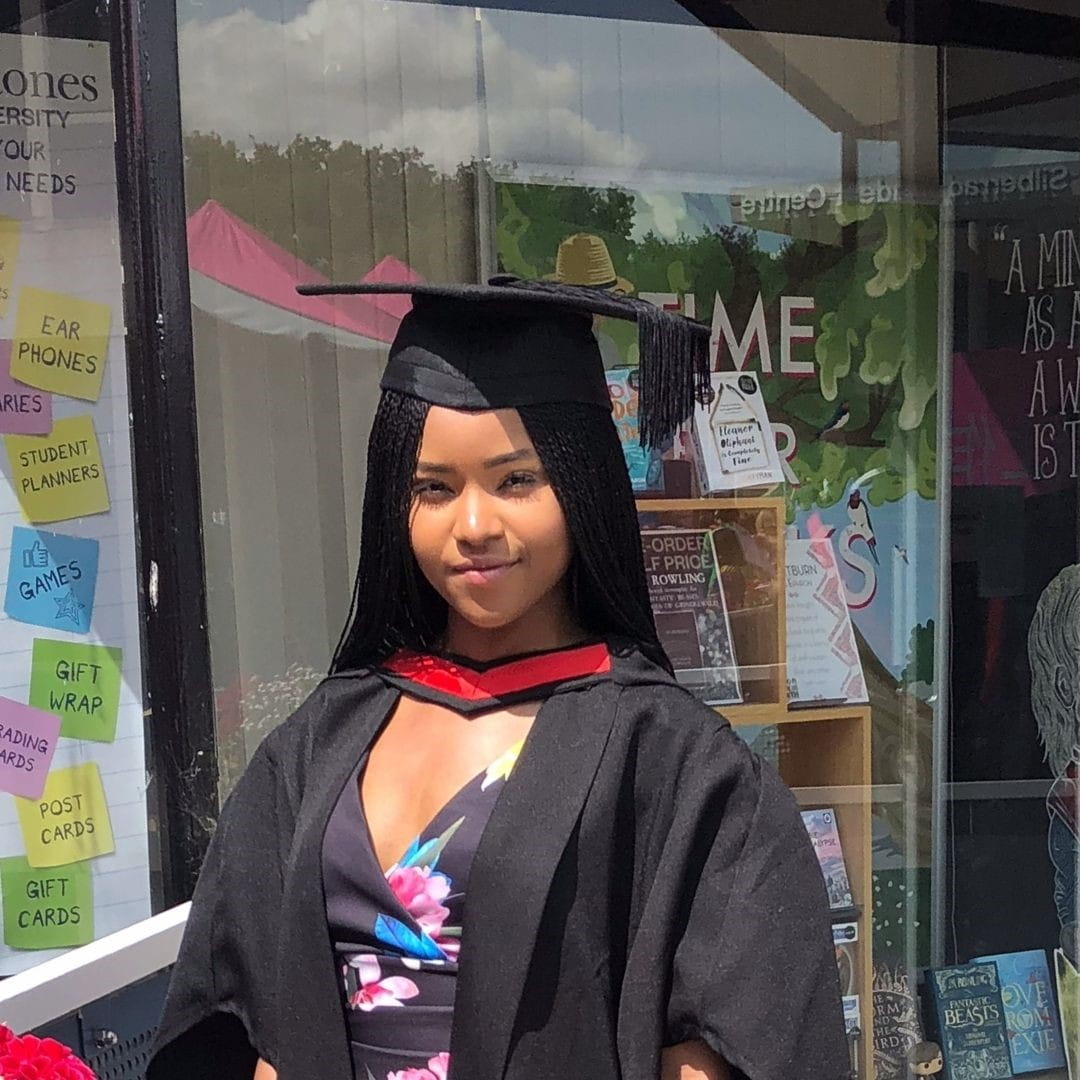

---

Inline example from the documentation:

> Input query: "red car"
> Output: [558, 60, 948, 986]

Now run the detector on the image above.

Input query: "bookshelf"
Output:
[637, 496, 874, 1079]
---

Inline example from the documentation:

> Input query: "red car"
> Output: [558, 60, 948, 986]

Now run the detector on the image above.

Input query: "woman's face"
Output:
[410, 406, 573, 634]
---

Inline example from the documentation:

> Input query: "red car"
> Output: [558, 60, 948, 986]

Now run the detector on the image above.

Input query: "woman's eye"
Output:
[413, 479, 452, 501]
[501, 471, 538, 492]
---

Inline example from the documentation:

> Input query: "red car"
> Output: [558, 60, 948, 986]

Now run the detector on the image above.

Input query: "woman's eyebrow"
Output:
[482, 449, 536, 468]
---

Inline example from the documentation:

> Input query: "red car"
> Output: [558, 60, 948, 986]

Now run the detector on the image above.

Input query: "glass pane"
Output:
[177, 4, 943, 1074]
[944, 42, 1080, 1074]
[0, 4, 154, 974]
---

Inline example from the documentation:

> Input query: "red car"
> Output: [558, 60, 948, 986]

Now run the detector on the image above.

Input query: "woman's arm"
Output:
[661, 1040, 732, 1080]
[253, 1059, 278, 1080]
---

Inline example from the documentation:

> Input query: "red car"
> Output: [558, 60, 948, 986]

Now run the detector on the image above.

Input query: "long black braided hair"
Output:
[329, 390, 671, 674]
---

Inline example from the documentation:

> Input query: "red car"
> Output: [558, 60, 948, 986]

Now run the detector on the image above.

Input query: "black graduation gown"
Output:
[147, 642, 849, 1080]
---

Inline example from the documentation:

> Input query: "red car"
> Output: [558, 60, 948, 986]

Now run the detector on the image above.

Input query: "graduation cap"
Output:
[296, 275, 712, 449]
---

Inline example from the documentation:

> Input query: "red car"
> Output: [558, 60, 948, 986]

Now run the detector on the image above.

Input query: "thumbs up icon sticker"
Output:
[21, 540, 48, 570]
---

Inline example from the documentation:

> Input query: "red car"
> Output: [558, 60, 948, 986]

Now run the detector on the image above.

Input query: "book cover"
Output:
[606, 368, 663, 493]
[691, 371, 784, 493]
[833, 921, 858, 997]
[872, 962, 924, 1080]
[785, 536, 868, 706]
[800, 808, 854, 911]
[927, 963, 1011, 1080]
[973, 949, 1066, 1073]
[640, 527, 742, 706]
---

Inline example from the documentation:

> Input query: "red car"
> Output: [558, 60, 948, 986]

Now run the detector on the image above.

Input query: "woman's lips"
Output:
[451, 560, 519, 586]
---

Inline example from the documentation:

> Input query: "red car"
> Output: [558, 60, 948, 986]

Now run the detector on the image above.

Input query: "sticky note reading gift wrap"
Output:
[16, 762, 114, 867]
[29, 639, 122, 743]
[0, 857, 92, 949]
[10, 287, 110, 401]
[5, 415, 109, 523]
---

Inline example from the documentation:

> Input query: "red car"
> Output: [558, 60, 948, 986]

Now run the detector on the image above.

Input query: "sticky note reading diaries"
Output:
[11, 287, 110, 401]
[0, 342, 51, 435]
[16, 762, 114, 867]
[5, 415, 109, 523]
[29, 639, 122, 743]
[5, 527, 99, 634]
[0, 697, 60, 799]
[0, 857, 92, 949]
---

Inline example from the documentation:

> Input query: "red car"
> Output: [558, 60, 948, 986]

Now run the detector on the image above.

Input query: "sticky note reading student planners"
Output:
[0, 856, 93, 949]
[29, 640, 122, 743]
[10, 287, 110, 401]
[5, 415, 109, 523]
[5, 527, 99, 634]
[16, 762, 114, 867]
[0, 697, 61, 799]
[0, 217, 21, 320]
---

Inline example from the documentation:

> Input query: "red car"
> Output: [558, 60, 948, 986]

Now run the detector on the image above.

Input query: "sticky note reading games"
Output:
[0, 856, 93, 949]
[17, 762, 114, 867]
[5, 527, 99, 634]
[5, 415, 109, 523]
[0, 697, 61, 799]
[11, 287, 110, 401]
[29, 640, 122, 743]
[0, 218, 21, 319]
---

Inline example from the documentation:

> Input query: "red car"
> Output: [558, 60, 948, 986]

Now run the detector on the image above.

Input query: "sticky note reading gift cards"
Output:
[0, 857, 92, 949]
[29, 639, 121, 743]
[11, 287, 110, 401]
[16, 762, 114, 867]
[5, 415, 109, 523]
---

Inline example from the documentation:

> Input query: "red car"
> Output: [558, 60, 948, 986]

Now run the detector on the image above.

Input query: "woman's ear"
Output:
[1054, 663, 1076, 713]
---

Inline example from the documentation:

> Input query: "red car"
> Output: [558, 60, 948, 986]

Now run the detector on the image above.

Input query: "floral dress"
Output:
[323, 738, 522, 1080]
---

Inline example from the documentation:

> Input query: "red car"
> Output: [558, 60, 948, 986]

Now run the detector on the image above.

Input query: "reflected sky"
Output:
[175, 0, 864, 191]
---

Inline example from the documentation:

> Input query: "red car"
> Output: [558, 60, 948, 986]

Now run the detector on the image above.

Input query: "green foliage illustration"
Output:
[496, 181, 938, 512]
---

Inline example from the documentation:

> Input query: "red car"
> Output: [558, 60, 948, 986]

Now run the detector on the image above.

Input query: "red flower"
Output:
[0, 1025, 95, 1079]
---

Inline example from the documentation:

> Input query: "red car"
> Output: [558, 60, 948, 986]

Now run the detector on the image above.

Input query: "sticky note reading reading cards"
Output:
[5, 415, 109, 524]
[0, 857, 92, 949]
[16, 762, 114, 868]
[11, 286, 110, 402]
[29, 639, 121, 743]
[5, 527, 99, 634]
[0, 697, 60, 799]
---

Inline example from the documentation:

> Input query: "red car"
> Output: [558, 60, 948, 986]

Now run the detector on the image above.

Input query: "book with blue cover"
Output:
[926, 963, 1012, 1080]
[973, 948, 1066, 1073]
[800, 808, 854, 911]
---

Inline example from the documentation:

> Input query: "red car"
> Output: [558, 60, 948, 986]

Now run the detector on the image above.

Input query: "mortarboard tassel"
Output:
[492, 276, 712, 450]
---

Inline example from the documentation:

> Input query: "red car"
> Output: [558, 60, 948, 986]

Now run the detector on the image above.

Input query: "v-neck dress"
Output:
[322, 642, 612, 1080]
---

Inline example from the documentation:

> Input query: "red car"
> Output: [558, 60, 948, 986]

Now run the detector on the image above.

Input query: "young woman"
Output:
[148, 280, 848, 1080]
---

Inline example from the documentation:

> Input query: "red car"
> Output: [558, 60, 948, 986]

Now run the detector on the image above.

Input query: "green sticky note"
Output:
[29, 639, 122, 743]
[0, 856, 93, 949]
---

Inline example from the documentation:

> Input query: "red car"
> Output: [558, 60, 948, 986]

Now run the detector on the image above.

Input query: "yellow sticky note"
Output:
[0, 218, 21, 319]
[11, 287, 110, 401]
[16, 762, 114, 867]
[5, 415, 109, 523]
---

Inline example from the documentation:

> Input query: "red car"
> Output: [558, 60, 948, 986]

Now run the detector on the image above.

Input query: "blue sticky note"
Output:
[5, 527, 99, 634]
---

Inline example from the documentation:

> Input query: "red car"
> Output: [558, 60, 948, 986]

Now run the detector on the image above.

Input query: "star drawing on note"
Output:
[54, 589, 85, 626]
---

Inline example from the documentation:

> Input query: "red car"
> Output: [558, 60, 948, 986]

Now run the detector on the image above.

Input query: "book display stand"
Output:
[637, 496, 873, 1079]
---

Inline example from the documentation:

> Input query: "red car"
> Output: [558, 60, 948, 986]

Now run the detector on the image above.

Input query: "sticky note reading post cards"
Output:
[0, 697, 60, 799]
[29, 639, 122, 743]
[11, 287, 110, 401]
[16, 762, 114, 867]
[5, 527, 99, 634]
[5, 415, 109, 523]
[0, 857, 93, 949]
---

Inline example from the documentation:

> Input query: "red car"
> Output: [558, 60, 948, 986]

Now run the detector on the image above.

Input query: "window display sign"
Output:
[0, 34, 149, 969]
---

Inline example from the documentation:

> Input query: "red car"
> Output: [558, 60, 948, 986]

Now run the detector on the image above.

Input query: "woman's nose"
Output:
[453, 486, 503, 547]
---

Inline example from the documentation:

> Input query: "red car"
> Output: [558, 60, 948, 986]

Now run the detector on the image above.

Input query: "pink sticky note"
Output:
[0, 341, 52, 435]
[0, 697, 61, 799]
